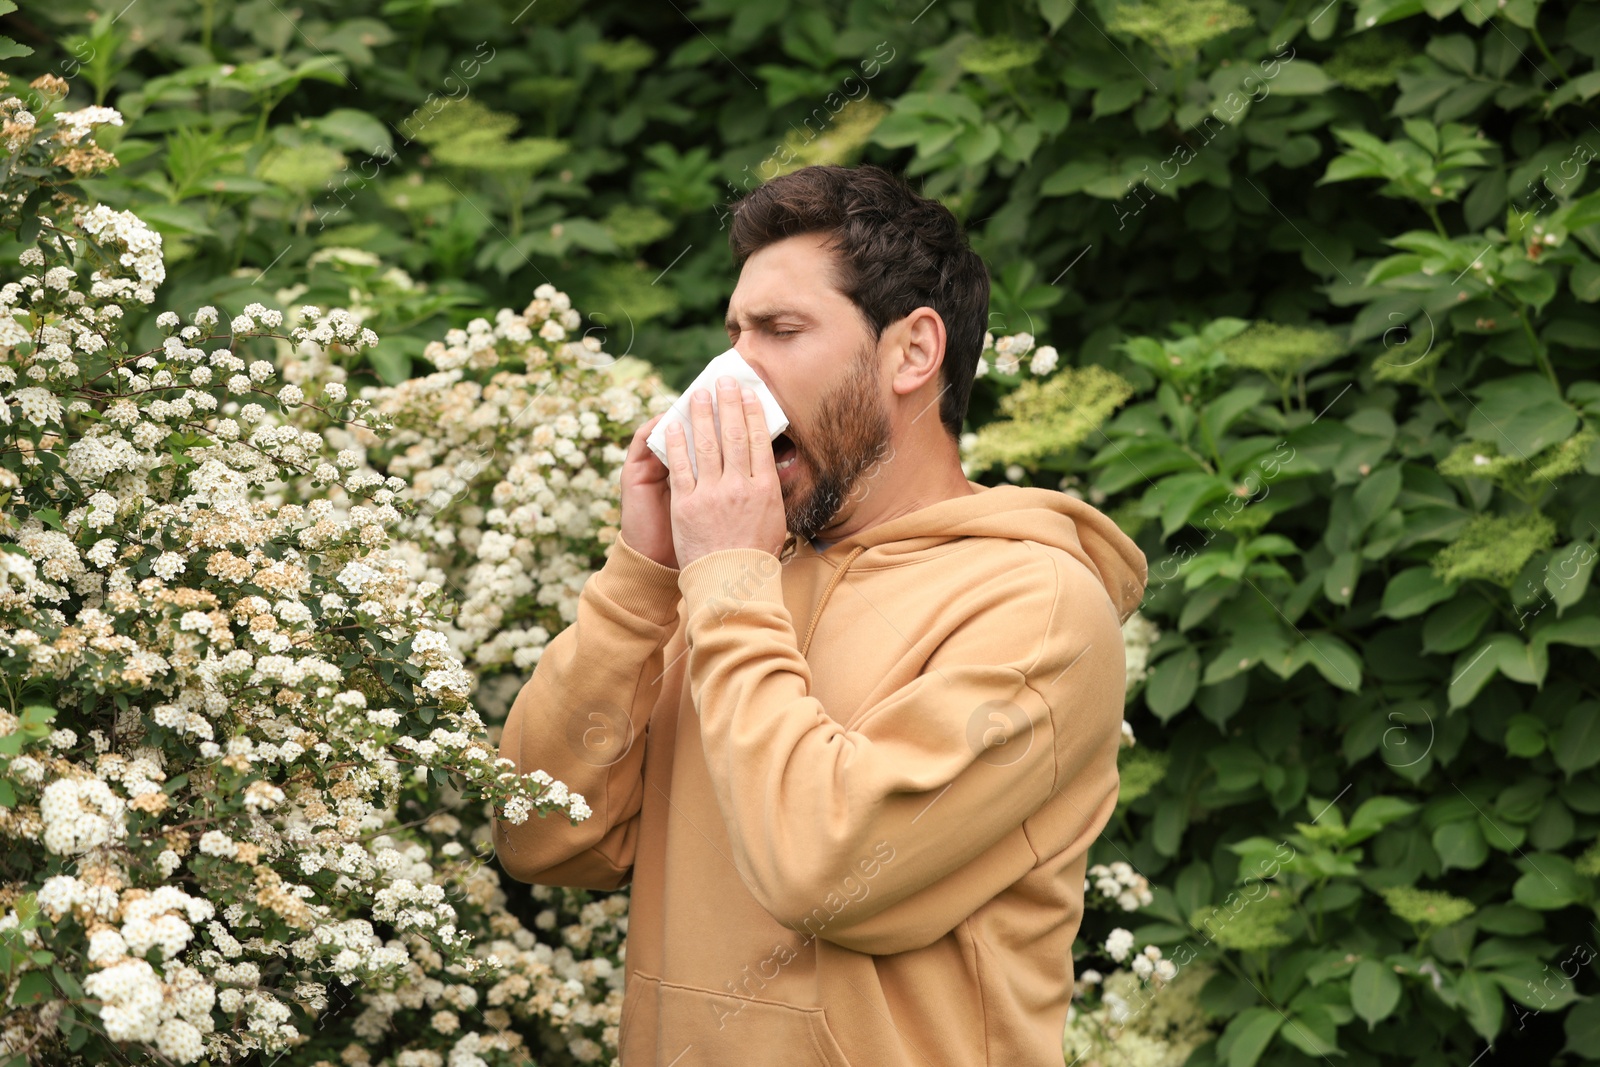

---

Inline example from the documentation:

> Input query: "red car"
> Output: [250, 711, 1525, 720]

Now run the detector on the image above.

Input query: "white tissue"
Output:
[646, 348, 789, 478]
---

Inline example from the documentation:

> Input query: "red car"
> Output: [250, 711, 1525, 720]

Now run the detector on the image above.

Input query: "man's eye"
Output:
[773, 329, 798, 337]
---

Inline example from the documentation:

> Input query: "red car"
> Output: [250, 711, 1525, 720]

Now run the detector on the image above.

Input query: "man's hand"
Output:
[618, 412, 678, 568]
[664, 375, 787, 569]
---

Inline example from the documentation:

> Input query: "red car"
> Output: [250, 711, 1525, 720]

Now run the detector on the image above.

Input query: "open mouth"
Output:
[773, 432, 799, 471]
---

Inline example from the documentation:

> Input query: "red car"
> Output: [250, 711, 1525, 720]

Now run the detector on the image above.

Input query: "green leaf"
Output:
[1146, 649, 1201, 721]
[1423, 596, 1493, 654]
[1455, 970, 1504, 1041]
[1552, 702, 1600, 778]
[12, 971, 53, 1005]
[1200, 386, 1267, 446]
[1269, 62, 1334, 96]
[1466, 375, 1578, 456]
[1223, 1007, 1282, 1067]
[1038, 0, 1078, 32]
[1512, 854, 1586, 910]
[1351, 959, 1403, 1028]
[1433, 819, 1489, 870]
[1448, 637, 1506, 708]
[1303, 633, 1362, 692]
[1571, 260, 1600, 303]
[1382, 567, 1458, 618]
[1352, 465, 1402, 534]
[1544, 542, 1596, 611]
[1503, 713, 1547, 757]
[367, 345, 412, 386]
[1474, 903, 1543, 935]
[1348, 796, 1419, 842]
[1564, 998, 1600, 1058]
[1531, 615, 1600, 654]
[1324, 550, 1361, 606]
[1280, 1006, 1342, 1057]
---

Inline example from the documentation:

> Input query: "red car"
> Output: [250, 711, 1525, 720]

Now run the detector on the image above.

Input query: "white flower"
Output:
[1105, 927, 1135, 963]
[198, 830, 237, 858]
[1029, 344, 1058, 376]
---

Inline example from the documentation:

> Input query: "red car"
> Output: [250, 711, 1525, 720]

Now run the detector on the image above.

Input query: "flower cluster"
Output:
[1086, 861, 1154, 913]
[1063, 957, 1215, 1067]
[1121, 611, 1161, 693]
[973, 329, 1060, 380]
[277, 264, 676, 681]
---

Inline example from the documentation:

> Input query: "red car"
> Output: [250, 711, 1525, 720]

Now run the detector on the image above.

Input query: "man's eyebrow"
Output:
[725, 307, 812, 333]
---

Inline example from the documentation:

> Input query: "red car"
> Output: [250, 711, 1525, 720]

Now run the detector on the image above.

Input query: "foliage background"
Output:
[5, 0, 1600, 1063]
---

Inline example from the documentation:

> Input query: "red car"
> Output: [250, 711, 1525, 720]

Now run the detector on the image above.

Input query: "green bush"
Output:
[7, 0, 1600, 1063]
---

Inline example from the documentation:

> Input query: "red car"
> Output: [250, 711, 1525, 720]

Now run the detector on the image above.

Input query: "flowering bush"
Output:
[253, 241, 680, 1066]
[0, 71, 1175, 1067]
[0, 77, 611, 1066]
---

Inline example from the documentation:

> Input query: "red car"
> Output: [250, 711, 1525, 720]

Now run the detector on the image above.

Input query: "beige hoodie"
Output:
[495, 482, 1148, 1066]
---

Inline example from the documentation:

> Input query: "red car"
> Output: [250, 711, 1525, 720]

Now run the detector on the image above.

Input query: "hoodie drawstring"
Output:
[800, 545, 864, 658]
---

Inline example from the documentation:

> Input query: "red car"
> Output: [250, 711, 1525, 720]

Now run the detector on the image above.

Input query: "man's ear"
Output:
[891, 306, 945, 398]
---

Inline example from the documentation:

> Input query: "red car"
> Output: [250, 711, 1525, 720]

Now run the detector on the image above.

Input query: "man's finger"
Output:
[743, 385, 774, 481]
[630, 413, 666, 461]
[688, 386, 722, 481]
[663, 420, 696, 495]
[718, 377, 751, 479]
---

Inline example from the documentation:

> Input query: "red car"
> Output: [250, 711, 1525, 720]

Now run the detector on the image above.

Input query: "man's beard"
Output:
[783, 339, 893, 543]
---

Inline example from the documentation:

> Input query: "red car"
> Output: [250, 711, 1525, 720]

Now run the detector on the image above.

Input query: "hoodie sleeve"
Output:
[676, 544, 1128, 955]
[493, 532, 682, 890]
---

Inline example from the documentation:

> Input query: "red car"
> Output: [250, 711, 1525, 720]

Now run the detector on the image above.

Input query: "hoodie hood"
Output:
[790, 481, 1148, 626]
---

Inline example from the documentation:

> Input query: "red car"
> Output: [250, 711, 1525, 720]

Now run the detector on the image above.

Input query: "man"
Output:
[495, 164, 1148, 1066]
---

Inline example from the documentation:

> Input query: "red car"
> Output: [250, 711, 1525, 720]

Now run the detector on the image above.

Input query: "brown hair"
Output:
[727, 164, 990, 441]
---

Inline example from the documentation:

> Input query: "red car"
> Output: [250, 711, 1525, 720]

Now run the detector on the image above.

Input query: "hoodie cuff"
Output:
[678, 548, 785, 629]
[590, 532, 683, 627]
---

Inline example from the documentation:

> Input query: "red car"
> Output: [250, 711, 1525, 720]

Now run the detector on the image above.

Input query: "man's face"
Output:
[724, 232, 894, 543]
